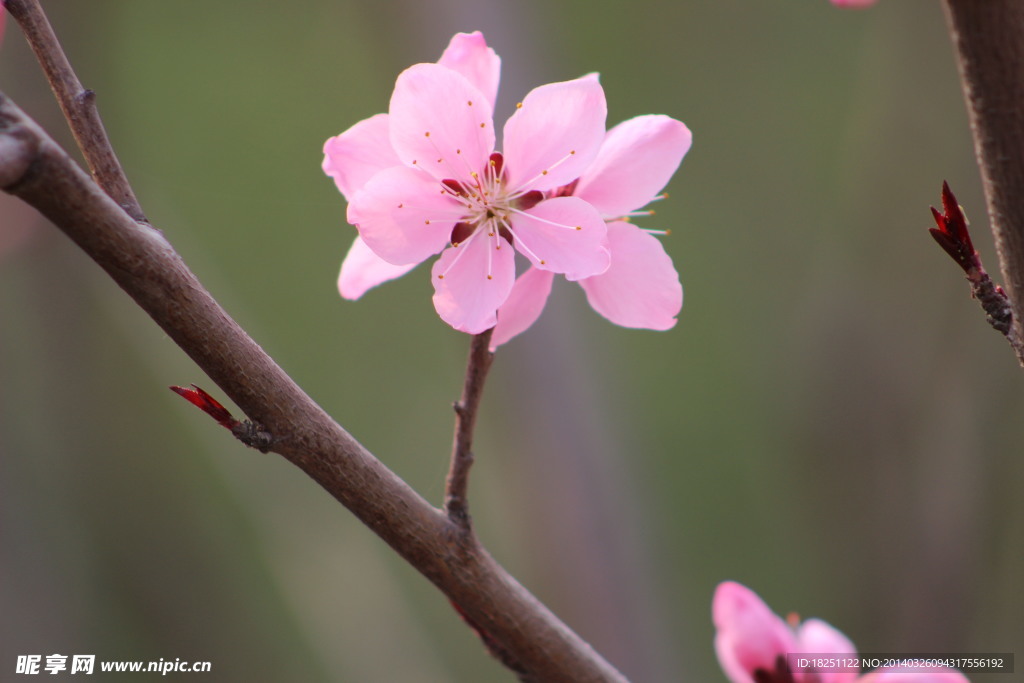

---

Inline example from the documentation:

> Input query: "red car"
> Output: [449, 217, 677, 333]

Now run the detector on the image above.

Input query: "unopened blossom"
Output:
[831, 0, 878, 8]
[324, 32, 611, 334]
[713, 582, 971, 683]
[491, 113, 690, 347]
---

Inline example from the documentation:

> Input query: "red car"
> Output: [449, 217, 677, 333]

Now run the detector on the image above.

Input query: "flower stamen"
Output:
[501, 219, 545, 266]
[509, 149, 577, 195]
[509, 206, 583, 231]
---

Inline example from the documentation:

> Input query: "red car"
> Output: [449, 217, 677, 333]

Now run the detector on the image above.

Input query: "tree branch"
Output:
[445, 328, 495, 528]
[4, 0, 146, 223]
[0, 93, 627, 682]
[941, 0, 1024, 366]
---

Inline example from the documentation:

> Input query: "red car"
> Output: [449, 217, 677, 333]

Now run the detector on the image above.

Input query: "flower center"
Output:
[441, 153, 542, 248]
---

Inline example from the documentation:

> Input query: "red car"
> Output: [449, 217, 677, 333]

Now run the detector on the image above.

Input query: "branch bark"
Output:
[0, 93, 628, 682]
[941, 0, 1024, 366]
[445, 328, 495, 528]
[4, 0, 146, 223]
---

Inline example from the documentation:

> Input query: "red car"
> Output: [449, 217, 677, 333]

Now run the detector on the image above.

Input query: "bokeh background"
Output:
[2, 1, 1021, 681]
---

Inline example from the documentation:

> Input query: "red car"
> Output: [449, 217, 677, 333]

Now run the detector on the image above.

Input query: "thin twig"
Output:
[941, 0, 1024, 366]
[4, 0, 146, 223]
[445, 328, 496, 529]
[928, 181, 1022, 359]
[0, 93, 628, 683]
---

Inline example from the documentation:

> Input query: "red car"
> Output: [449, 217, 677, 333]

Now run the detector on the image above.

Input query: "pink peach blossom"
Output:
[324, 32, 611, 334]
[713, 582, 971, 683]
[491, 114, 690, 347]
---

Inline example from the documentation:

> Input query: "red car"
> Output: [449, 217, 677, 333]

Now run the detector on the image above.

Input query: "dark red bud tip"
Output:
[929, 181, 979, 274]
[170, 384, 238, 429]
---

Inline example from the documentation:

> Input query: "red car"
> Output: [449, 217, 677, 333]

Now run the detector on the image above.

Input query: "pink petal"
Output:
[347, 165, 464, 265]
[511, 196, 609, 280]
[574, 115, 692, 218]
[713, 582, 798, 683]
[322, 113, 400, 202]
[431, 231, 515, 334]
[578, 221, 681, 329]
[436, 31, 501, 111]
[491, 267, 555, 349]
[389, 63, 495, 184]
[859, 670, 970, 683]
[337, 235, 417, 300]
[502, 74, 607, 192]
[793, 619, 858, 683]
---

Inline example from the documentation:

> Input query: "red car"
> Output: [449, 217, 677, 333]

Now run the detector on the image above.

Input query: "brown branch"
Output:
[0, 93, 628, 682]
[4, 0, 146, 223]
[445, 328, 495, 528]
[941, 0, 1024, 366]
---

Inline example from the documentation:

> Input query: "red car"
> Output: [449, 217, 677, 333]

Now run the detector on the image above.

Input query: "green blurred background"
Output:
[2, 1, 1021, 681]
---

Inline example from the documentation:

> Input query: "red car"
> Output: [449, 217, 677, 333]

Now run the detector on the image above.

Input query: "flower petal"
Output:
[322, 113, 400, 202]
[436, 31, 501, 111]
[389, 63, 495, 184]
[502, 74, 607, 192]
[347, 165, 463, 265]
[713, 582, 798, 683]
[578, 221, 681, 329]
[337, 235, 417, 300]
[574, 115, 692, 218]
[793, 619, 858, 683]
[491, 267, 555, 349]
[511, 196, 609, 280]
[431, 232, 515, 334]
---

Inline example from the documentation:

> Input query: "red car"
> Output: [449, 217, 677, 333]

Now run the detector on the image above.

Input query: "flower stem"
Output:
[445, 328, 495, 529]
